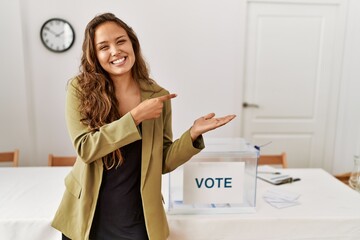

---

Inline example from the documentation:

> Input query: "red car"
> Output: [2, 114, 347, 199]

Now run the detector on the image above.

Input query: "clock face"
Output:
[40, 18, 75, 53]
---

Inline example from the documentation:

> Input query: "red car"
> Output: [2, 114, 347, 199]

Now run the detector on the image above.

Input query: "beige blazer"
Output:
[51, 78, 204, 240]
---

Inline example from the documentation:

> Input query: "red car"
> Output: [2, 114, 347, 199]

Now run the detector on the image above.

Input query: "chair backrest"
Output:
[334, 172, 351, 186]
[258, 152, 288, 168]
[0, 149, 19, 167]
[48, 154, 76, 167]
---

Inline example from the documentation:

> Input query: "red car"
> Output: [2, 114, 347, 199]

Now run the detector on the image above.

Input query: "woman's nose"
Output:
[110, 45, 120, 56]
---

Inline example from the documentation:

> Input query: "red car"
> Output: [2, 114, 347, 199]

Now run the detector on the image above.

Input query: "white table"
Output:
[0, 167, 70, 240]
[0, 167, 360, 240]
[167, 169, 360, 240]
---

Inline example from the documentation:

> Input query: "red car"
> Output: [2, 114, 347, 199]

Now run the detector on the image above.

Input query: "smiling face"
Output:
[94, 21, 135, 80]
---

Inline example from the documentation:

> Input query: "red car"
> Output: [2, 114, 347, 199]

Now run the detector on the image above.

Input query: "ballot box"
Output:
[167, 138, 259, 214]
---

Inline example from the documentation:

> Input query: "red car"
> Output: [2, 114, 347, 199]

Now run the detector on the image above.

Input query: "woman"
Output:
[51, 12, 236, 240]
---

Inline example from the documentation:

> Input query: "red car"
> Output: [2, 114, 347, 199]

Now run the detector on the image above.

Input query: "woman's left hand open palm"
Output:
[190, 113, 236, 141]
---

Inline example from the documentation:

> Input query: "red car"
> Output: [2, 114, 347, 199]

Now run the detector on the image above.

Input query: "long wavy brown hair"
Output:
[76, 13, 152, 169]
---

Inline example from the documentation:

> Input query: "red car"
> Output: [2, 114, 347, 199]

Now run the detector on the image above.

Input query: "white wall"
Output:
[1, 0, 244, 166]
[333, 0, 360, 174]
[0, 0, 359, 173]
[0, 0, 33, 165]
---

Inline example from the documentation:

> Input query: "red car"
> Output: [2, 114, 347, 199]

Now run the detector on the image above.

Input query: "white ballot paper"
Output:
[263, 188, 301, 208]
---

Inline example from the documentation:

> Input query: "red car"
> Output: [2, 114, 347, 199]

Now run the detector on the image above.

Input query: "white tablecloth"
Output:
[167, 169, 360, 240]
[0, 167, 360, 240]
[0, 167, 70, 240]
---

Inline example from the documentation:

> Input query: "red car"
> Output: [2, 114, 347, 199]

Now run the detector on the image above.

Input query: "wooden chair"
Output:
[334, 172, 351, 186]
[258, 152, 288, 168]
[48, 154, 76, 167]
[0, 149, 19, 167]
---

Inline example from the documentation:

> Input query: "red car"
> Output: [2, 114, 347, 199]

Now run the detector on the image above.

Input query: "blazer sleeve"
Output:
[161, 92, 205, 173]
[65, 79, 142, 164]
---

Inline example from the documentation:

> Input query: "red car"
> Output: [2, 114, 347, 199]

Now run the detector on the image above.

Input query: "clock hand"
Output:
[56, 31, 64, 37]
[45, 28, 58, 36]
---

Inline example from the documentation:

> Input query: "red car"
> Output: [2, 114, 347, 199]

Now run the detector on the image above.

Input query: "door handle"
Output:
[243, 102, 260, 108]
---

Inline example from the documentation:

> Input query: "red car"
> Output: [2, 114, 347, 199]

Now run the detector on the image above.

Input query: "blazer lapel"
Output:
[140, 86, 155, 189]
[141, 119, 154, 189]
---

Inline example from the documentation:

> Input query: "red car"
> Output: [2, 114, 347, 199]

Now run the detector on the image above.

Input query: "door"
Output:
[242, 0, 347, 168]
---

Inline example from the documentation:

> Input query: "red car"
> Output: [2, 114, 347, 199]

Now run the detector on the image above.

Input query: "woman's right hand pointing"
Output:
[130, 94, 177, 125]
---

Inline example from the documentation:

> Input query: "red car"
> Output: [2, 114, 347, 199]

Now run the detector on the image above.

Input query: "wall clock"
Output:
[40, 18, 75, 53]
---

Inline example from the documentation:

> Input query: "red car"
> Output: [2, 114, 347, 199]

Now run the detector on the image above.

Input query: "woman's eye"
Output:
[99, 46, 108, 51]
[117, 40, 125, 45]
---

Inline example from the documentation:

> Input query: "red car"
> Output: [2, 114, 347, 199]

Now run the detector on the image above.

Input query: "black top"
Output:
[90, 136, 148, 240]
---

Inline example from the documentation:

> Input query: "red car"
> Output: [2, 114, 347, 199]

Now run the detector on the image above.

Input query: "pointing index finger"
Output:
[158, 93, 177, 102]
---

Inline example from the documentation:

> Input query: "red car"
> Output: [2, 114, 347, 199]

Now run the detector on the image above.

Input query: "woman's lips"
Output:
[111, 57, 126, 65]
